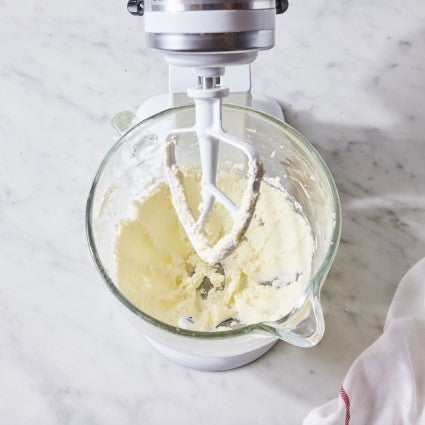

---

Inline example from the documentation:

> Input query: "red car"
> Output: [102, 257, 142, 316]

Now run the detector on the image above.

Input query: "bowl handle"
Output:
[111, 111, 137, 138]
[265, 290, 325, 348]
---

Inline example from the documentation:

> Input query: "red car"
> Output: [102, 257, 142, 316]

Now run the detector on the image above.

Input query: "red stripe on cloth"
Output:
[339, 387, 351, 425]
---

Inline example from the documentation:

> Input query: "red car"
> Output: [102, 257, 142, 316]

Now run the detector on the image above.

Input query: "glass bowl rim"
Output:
[86, 103, 341, 340]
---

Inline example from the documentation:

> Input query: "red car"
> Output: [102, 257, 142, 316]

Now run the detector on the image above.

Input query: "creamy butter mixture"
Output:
[115, 168, 315, 331]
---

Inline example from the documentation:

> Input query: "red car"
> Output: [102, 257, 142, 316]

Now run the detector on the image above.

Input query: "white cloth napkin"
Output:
[304, 257, 425, 425]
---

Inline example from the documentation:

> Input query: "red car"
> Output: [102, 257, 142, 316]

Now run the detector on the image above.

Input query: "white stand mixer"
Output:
[120, 0, 291, 369]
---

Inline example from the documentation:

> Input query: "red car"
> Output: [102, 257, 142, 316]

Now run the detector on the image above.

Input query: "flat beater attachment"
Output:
[165, 72, 264, 264]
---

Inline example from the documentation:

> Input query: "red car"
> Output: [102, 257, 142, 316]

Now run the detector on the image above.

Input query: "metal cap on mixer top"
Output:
[128, 0, 289, 14]
[147, 31, 275, 53]
[144, 0, 276, 12]
[129, 0, 289, 54]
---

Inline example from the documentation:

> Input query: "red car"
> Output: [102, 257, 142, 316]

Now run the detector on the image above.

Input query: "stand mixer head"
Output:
[127, 0, 288, 263]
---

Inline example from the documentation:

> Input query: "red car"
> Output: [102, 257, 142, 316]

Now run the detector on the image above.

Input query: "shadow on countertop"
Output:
[236, 28, 425, 411]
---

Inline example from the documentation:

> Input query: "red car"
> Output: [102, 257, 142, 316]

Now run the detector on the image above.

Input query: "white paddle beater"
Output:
[165, 68, 264, 264]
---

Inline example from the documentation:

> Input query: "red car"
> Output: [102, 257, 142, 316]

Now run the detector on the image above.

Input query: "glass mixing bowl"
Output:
[86, 104, 341, 370]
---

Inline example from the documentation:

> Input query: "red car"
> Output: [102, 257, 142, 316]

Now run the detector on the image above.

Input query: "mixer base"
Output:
[145, 337, 278, 371]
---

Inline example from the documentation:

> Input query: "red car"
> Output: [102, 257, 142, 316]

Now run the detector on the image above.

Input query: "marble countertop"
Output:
[1, 0, 424, 423]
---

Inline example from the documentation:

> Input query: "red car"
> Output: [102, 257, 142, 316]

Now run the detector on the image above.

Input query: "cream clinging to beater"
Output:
[127, 0, 289, 263]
